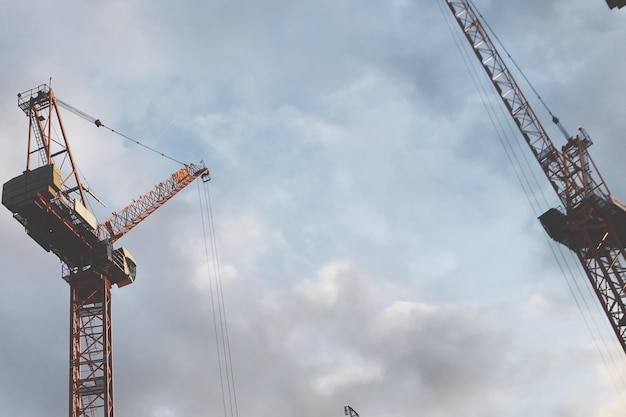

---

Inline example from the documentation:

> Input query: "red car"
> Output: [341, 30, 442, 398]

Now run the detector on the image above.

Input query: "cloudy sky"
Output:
[1, 1, 626, 417]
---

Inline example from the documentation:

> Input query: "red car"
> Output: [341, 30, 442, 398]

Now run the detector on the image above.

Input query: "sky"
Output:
[1, 1, 626, 417]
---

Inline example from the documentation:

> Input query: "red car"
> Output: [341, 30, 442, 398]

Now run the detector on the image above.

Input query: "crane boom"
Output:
[98, 163, 209, 243]
[444, 0, 626, 355]
[444, 1, 610, 209]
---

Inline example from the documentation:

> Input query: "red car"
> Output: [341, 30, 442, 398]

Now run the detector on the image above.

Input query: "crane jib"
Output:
[97, 162, 210, 243]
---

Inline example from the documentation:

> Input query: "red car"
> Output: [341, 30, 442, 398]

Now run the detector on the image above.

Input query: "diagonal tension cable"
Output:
[56, 97, 186, 166]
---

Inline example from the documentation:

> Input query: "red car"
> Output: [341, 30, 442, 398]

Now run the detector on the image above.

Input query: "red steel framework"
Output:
[2, 84, 210, 417]
[444, 0, 626, 354]
[69, 271, 114, 417]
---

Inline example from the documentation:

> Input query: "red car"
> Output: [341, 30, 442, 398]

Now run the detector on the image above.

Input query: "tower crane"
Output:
[443, 1, 626, 355]
[1, 84, 210, 417]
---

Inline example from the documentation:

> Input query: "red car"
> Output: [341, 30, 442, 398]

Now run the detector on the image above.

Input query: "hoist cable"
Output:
[206, 184, 240, 417]
[206, 183, 238, 417]
[197, 181, 239, 417]
[198, 182, 229, 417]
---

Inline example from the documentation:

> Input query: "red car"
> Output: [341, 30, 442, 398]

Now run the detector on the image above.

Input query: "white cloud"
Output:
[593, 396, 626, 417]
[293, 260, 350, 313]
[525, 292, 556, 318]
[312, 354, 385, 396]
[373, 300, 438, 339]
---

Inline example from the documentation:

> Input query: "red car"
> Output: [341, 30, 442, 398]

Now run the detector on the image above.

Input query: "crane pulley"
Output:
[444, 0, 626, 355]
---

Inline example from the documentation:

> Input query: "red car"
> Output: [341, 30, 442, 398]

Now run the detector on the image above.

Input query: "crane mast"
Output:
[2, 84, 210, 417]
[444, 0, 626, 355]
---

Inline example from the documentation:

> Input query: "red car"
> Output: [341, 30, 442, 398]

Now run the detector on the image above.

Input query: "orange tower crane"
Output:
[443, 0, 626, 355]
[1, 84, 210, 417]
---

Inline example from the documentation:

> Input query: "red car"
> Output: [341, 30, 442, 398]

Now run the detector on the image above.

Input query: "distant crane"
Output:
[1, 84, 210, 417]
[443, 0, 626, 355]
[344, 405, 360, 417]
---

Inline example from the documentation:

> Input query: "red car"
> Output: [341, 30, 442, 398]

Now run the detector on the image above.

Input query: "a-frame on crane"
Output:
[1, 84, 210, 417]
[443, 0, 626, 355]
[344, 405, 360, 417]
